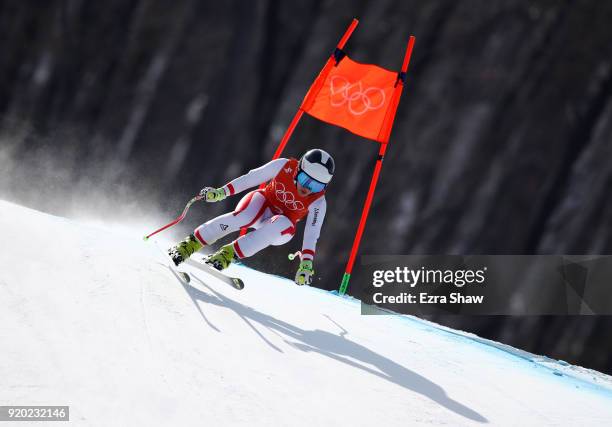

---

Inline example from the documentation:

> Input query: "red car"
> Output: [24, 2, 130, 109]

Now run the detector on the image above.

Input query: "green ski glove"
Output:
[295, 260, 314, 286]
[200, 187, 227, 203]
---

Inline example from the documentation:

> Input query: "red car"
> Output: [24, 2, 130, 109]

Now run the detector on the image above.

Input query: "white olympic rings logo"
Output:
[275, 182, 304, 211]
[330, 75, 386, 116]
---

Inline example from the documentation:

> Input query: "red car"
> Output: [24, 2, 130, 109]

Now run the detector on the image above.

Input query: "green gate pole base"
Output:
[339, 272, 351, 295]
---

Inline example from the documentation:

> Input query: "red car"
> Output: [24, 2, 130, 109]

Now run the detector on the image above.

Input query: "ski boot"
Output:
[205, 243, 237, 271]
[168, 234, 203, 266]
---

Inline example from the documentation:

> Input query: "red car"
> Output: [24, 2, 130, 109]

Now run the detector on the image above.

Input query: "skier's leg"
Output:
[194, 190, 268, 245]
[205, 215, 294, 270]
[233, 215, 295, 258]
[169, 191, 267, 266]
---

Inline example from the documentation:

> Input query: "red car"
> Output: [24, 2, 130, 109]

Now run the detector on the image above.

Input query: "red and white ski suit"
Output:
[194, 158, 326, 262]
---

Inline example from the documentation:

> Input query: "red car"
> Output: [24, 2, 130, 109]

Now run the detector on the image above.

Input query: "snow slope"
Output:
[1, 199, 611, 426]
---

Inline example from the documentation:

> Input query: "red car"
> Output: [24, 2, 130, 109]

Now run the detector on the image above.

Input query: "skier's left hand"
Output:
[295, 260, 314, 285]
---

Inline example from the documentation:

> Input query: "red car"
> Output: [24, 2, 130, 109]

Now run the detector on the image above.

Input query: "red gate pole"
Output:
[339, 36, 415, 295]
[239, 19, 359, 236]
[338, 143, 388, 294]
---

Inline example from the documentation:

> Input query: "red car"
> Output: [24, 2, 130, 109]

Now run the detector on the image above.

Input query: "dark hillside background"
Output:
[1, 1, 611, 374]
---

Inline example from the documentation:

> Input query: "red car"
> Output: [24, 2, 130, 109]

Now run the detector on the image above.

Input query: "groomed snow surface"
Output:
[1, 199, 612, 426]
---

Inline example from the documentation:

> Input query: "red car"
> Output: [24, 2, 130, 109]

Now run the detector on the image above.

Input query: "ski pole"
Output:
[143, 195, 203, 241]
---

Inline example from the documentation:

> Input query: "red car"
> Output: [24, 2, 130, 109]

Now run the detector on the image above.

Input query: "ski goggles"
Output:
[296, 171, 326, 193]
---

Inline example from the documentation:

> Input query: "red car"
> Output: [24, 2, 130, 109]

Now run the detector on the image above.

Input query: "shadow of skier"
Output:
[186, 274, 488, 423]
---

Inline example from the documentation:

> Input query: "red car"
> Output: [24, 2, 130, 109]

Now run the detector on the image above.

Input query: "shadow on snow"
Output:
[173, 268, 487, 423]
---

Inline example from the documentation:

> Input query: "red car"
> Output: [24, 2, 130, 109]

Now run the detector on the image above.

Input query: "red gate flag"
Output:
[302, 56, 402, 143]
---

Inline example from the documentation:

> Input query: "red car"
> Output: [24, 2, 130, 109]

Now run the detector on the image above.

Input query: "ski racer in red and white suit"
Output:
[169, 149, 335, 285]
[195, 157, 326, 261]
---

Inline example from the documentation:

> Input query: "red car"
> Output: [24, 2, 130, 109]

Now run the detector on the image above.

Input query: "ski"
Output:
[150, 240, 243, 290]
[152, 240, 191, 283]
[175, 269, 191, 283]
[186, 257, 245, 290]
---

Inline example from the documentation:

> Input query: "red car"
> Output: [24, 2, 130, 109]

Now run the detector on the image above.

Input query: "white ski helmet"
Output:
[298, 149, 335, 184]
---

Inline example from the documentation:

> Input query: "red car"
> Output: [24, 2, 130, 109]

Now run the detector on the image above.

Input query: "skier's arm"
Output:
[200, 158, 286, 202]
[221, 158, 286, 196]
[301, 197, 327, 262]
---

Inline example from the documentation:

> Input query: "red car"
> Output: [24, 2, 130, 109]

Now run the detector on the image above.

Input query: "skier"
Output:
[168, 149, 334, 286]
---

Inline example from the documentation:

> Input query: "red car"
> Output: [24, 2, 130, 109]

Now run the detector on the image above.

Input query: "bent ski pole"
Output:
[143, 195, 203, 241]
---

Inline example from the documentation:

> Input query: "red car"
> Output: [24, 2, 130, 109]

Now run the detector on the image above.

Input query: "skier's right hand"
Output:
[199, 187, 227, 203]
